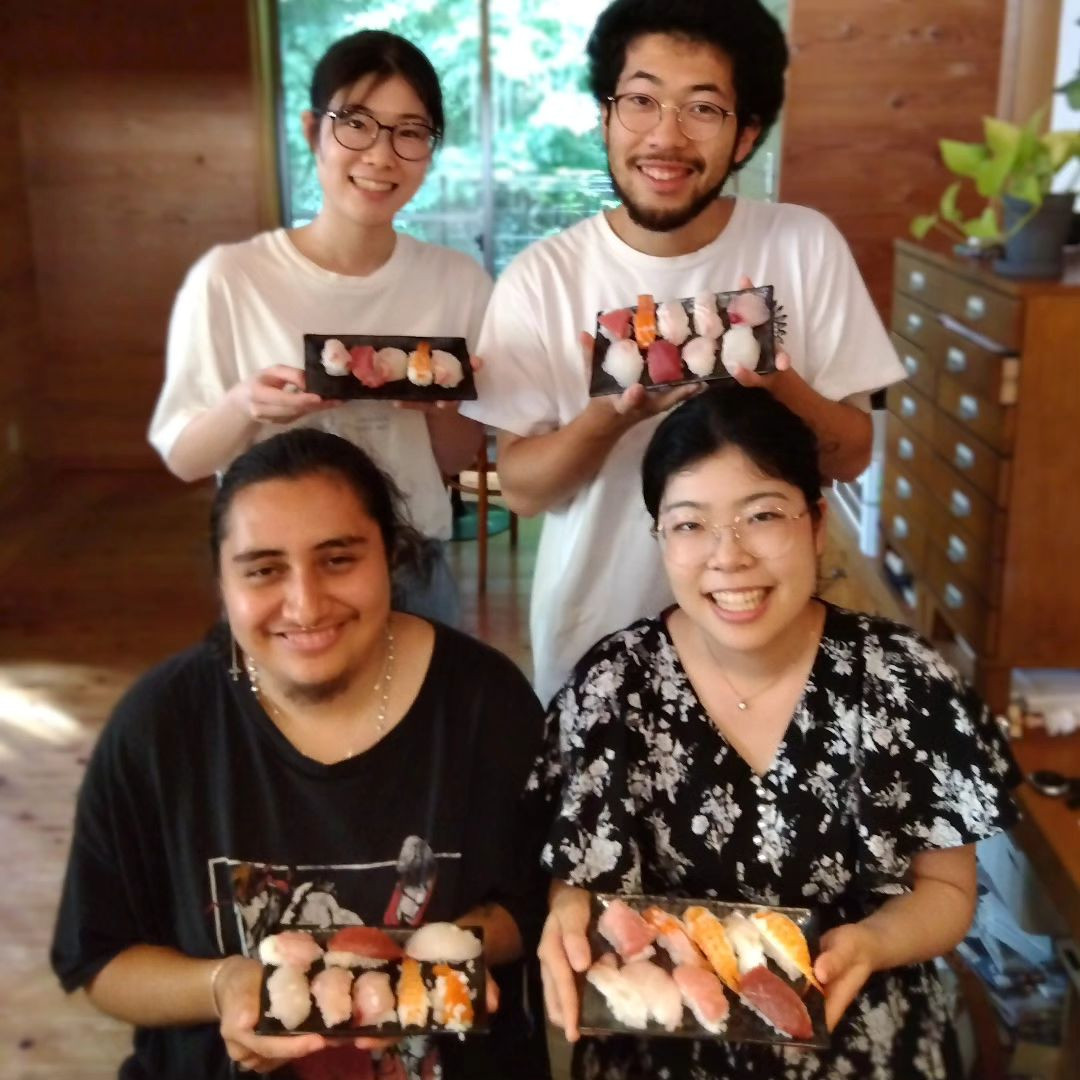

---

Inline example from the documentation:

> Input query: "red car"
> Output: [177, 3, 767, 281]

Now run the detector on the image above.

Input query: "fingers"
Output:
[737, 274, 755, 290]
[731, 365, 763, 388]
[353, 1035, 400, 1051]
[537, 912, 588, 1042]
[774, 349, 792, 372]
[469, 354, 484, 373]
[580, 331, 596, 379]
[485, 971, 500, 1014]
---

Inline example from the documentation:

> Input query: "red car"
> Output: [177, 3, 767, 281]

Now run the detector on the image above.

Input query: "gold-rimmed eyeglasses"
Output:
[315, 107, 439, 161]
[607, 92, 736, 141]
[652, 506, 810, 565]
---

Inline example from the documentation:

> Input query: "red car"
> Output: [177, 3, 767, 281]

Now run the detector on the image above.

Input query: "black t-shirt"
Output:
[51, 622, 550, 1079]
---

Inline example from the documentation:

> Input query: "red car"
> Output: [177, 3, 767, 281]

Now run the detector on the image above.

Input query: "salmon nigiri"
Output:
[633, 294, 657, 348]
[750, 910, 823, 992]
[642, 907, 706, 968]
[432, 964, 474, 1031]
[683, 906, 740, 993]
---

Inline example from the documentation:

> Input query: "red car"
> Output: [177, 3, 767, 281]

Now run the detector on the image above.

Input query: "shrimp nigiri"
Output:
[642, 907, 706, 968]
[750, 910, 823, 992]
[407, 341, 434, 386]
[683, 906, 740, 993]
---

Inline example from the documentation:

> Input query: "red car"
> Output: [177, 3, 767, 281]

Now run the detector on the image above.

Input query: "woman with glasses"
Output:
[149, 30, 488, 625]
[532, 385, 1019, 1080]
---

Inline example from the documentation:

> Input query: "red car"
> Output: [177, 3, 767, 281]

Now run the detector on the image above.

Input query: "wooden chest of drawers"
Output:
[883, 240, 1080, 712]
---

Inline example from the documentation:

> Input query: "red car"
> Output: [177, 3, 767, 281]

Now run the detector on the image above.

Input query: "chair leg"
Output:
[509, 509, 518, 548]
[477, 441, 489, 597]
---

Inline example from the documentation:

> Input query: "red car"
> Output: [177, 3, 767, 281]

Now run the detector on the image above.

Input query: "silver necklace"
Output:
[714, 665, 773, 711]
[243, 622, 396, 755]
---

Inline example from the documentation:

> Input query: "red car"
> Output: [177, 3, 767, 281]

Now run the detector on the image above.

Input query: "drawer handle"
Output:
[965, 295, 986, 320]
[903, 354, 919, 377]
[950, 490, 971, 518]
[900, 395, 917, 419]
[944, 583, 965, 609]
[896, 476, 913, 499]
[958, 394, 980, 421]
[898, 437, 915, 461]
[947, 535, 968, 564]
[906, 312, 924, 333]
[909, 270, 926, 291]
[892, 515, 909, 539]
[946, 346, 967, 373]
[953, 442, 975, 470]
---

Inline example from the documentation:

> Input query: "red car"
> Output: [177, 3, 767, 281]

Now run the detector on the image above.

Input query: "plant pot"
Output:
[993, 192, 1076, 279]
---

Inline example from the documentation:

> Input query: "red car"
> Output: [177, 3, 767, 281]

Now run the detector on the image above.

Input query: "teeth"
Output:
[640, 165, 688, 181]
[351, 177, 394, 192]
[710, 588, 767, 612]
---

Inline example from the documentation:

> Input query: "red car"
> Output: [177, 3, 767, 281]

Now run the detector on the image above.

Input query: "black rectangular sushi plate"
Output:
[589, 285, 778, 397]
[577, 893, 828, 1049]
[304, 334, 477, 402]
[256, 924, 488, 1038]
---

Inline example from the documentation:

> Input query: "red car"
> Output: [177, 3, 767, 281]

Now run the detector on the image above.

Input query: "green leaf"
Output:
[939, 181, 963, 223]
[1063, 78, 1080, 111]
[1008, 174, 1044, 206]
[940, 139, 987, 178]
[983, 116, 1022, 159]
[962, 207, 1002, 240]
[972, 154, 1014, 198]
[1042, 130, 1080, 172]
[910, 214, 938, 240]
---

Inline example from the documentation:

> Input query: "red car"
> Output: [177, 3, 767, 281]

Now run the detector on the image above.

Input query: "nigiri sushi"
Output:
[672, 963, 730, 1033]
[598, 307, 633, 341]
[375, 346, 408, 382]
[265, 965, 313, 1029]
[324, 925, 404, 969]
[646, 340, 683, 384]
[431, 349, 465, 388]
[633, 294, 657, 348]
[258, 930, 324, 971]
[396, 957, 430, 1027]
[727, 291, 771, 327]
[621, 960, 684, 1031]
[657, 300, 691, 346]
[597, 898, 656, 963]
[642, 907, 706, 968]
[407, 342, 434, 386]
[350, 344, 386, 388]
[683, 906, 740, 993]
[602, 339, 644, 388]
[720, 324, 761, 375]
[353, 970, 397, 1027]
[321, 338, 352, 376]
[311, 965, 354, 1028]
[405, 922, 482, 963]
[692, 293, 724, 338]
[750, 910, 823, 992]
[739, 964, 814, 1040]
[432, 964, 475, 1031]
[682, 336, 717, 378]
[585, 956, 649, 1029]
[723, 912, 767, 976]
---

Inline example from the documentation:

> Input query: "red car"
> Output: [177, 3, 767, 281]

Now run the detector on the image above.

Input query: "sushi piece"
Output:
[265, 965, 312, 1030]
[405, 922, 483, 963]
[672, 963, 730, 1034]
[646, 339, 683, 384]
[353, 970, 397, 1027]
[727, 291, 771, 327]
[633, 294, 657, 348]
[321, 338, 352, 376]
[585, 956, 649, 1029]
[621, 960, 684, 1031]
[598, 307, 633, 341]
[642, 907, 706, 968]
[432, 963, 475, 1031]
[657, 300, 691, 346]
[597, 898, 656, 963]
[720, 324, 761, 376]
[723, 912, 767, 977]
[601, 339, 644, 388]
[692, 293, 725, 339]
[431, 349, 465, 388]
[375, 346, 409, 382]
[311, 965, 354, 1028]
[324, 925, 404, 969]
[683, 906, 741, 993]
[407, 342, 434, 386]
[350, 344, 386, 388]
[257, 929, 324, 971]
[396, 957, 430, 1027]
[750, 910, 823, 992]
[682, 336, 717, 379]
[739, 964, 814, 1040]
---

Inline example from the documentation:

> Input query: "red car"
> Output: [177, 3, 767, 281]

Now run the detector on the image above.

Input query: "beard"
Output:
[279, 668, 355, 706]
[608, 156, 734, 233]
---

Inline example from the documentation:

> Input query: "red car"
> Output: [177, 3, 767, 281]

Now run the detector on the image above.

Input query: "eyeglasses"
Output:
[652, 506, 810, 565]
[607, 92, 736, 141]
[315, 108, 439, 161]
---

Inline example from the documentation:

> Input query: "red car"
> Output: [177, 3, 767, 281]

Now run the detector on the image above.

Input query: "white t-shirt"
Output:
[150, 229, 492, 540]
[462, 199, 906, 703]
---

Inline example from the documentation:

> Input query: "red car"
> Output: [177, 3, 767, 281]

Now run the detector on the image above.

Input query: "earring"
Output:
[228, 635, 242, 682]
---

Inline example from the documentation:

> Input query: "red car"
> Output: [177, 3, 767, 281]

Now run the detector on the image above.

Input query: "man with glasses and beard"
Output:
[463, 0, 906, 705]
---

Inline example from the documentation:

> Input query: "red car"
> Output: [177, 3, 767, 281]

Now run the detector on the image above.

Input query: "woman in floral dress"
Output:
[532, 385, 1019, 1080]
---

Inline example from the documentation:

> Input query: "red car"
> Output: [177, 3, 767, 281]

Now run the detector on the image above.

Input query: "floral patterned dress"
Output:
[528, 603, 1020, 1080]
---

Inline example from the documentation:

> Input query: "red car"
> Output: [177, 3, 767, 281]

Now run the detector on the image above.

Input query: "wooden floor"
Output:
[0, 468, 895, 1077]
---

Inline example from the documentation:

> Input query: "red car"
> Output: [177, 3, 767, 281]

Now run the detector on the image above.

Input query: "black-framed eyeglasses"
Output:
[607, 92, 736, 141]
[652, 506, 810, 565]
[315, 107, 440, 161]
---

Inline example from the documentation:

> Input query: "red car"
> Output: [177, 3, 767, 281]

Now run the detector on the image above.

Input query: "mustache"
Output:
[630, 155, 704, 172]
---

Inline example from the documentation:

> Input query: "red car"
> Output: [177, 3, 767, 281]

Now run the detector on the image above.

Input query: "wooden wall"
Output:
[7, 1, 263, 468]
[780, 0, 1008, 316]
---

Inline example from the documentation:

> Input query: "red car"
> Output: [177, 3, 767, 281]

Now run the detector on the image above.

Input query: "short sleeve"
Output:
[853, 622, 1021, 896]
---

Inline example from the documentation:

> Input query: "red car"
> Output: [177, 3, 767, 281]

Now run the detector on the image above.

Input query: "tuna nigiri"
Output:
[598, 307, 633, 342]
[258, 930, 324, 971]
[324, 925, 404, 969]
[265, 965, 313, 1029]
[602, 339, 644, 388]
[739, 964, 814, 1040]
[683, 906, 740, 993]
[621, 960, 684, 1031]
[350, 345, 386, 388]
[642, 907, 706, 968]
[396, 957, 430, 1027]
[633, 294, 657, 348]
[597, 898, 657, 963]
[657, 300, 691, 346]
[722, 912, 767, 976]
[432, 964, 475, 1031]
[750, 910, 823, 992]
[585, 956, 649, 1029]
[406, 342, 434, 386]
[352, 970, 397, 1027]
[646, 339, 683, 384]
[311, 965, 354, 1028]
[672, 963, 730, 1033]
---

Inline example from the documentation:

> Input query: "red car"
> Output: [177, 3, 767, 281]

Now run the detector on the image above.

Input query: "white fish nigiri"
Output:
[601, 338, 644, 388]
[431, 349, 465, 388]
[353, 970, 397, 1027]
[720, 324, 761, 375]
[404, 922, 483, 963]
[265, 965, 312, 1029]
[621, 960, 684, 1031]
[597, 898, 656, 963]
[727, 291, 771, 327]
[682, 336, 717, 378]
[376, 346, 408, 381]
[258, 930, 323, 971]
[657, 300, 691, 346]
[585, 956, 649, 1029]
[693, 292, 725, 338]
[673, 963, 730, 1033]
[321, 338, 352, 376]
[723, 912, 767, 976]
[311, 965, 353, 1028]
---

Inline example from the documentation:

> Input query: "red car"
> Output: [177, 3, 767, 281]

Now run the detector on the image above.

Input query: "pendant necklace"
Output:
[714, 664, 775, 712]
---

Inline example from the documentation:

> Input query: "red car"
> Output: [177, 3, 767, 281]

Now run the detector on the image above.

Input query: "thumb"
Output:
[737, 274, 755, 290]
[580, 331, 596, 377]
[563, 928, 592, 973]
[814, 935, 854, 985]
[774, 350, 792, 372]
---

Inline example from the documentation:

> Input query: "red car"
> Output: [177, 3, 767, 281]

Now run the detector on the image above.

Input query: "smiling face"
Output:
[303, 72, 433, 230]
[602, 33, 760, 233]
[658, 446, 824, 657]
[218, 471, 392, 705]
